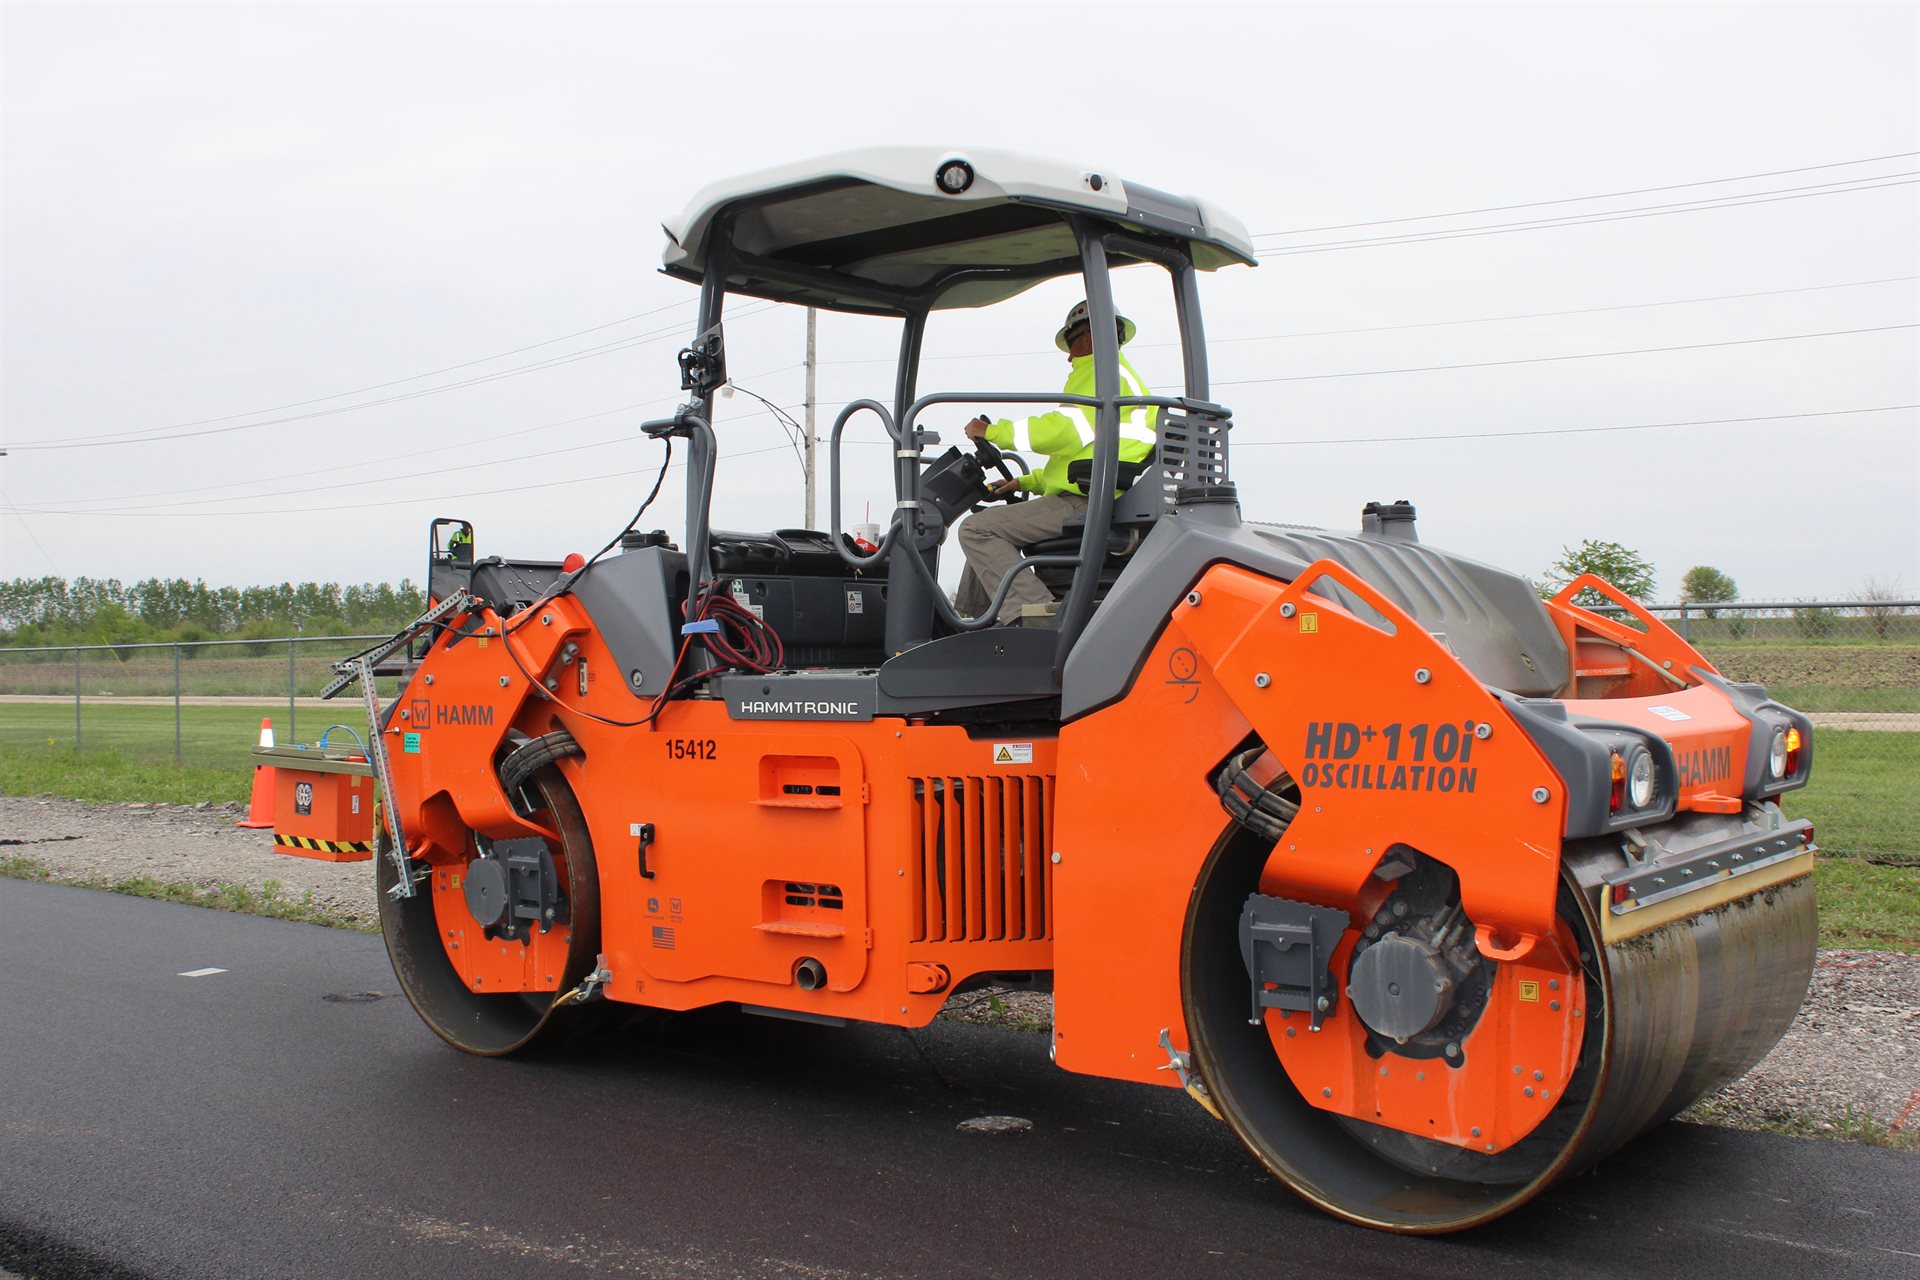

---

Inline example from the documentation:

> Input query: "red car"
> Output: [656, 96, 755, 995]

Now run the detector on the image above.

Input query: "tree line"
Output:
[0, 576, 425, 647]
[1537, 540, 1740, 609]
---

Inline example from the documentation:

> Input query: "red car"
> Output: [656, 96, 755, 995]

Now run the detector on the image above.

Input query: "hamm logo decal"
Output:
[412, 699, 495, 729]
[1675, 745, 1732, 788]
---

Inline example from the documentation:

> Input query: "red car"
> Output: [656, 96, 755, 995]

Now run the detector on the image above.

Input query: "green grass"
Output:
[0, 747, 252, 804]
[1814, 857, 1918, 952]
[0, 853, 374, 932]
[1789, 731, 1918, 858]
[0, 701, 349, 773]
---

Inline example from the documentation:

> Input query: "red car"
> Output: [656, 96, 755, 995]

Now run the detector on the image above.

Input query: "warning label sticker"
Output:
[993, 743, 1034, 766]
[1647, 705, 1692, 722]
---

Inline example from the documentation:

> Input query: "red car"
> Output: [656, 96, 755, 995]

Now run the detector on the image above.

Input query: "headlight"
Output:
[1628, 749, 1656, 808]
[1768, 729, 1789, 780]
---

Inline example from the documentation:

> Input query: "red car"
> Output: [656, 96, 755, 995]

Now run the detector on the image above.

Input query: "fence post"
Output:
[1678, 601, 1690, 640]
[288, 638, 297, 744]
[72, 648, 81, 753]
[174, 644, 183, 764]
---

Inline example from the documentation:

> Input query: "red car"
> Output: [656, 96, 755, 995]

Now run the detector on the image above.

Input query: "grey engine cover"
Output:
[1061, 502, 1569, 719]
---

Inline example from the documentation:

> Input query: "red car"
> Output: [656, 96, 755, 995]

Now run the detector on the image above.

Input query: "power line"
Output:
[1233, 404, 1916, 447]
[12, 406, 1907, 520]
[15, 322, 1911, 513]
[1254, 176, 1918, 258]
[1, 441, 804, 519]
[36, 400, 670, 508]
[8, 397, 803, 516]
[815, 275, 1920, 367]
[0, 487, 65, 574]
[13, 361, 806, 513]
[1202, 276, 1920, 347]
[1249, 150, 1920, 238]
[0, 297, 698, 449]
[1258, 171, 1917, 252]
[1211, 323, 1918, 388]
[2, 303, 781, 452]
[9, 152, 1913, 452]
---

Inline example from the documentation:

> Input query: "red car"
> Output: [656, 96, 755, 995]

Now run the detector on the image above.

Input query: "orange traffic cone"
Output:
[236, 717, 277, 829]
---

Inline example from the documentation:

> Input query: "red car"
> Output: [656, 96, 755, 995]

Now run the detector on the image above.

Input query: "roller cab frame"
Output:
[342, 149, 1820, 1234]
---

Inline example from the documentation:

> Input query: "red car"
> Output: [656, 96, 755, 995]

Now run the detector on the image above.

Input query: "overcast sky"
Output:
[2, 1, 1915, 602]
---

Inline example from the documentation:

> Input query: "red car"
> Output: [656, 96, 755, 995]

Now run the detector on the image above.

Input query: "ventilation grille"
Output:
[784, 882, 844, 910]
[909, 775, 1053, 943]
[1155, 410, 1230, 502]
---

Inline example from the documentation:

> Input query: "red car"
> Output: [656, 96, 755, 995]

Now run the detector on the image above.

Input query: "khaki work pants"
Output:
[954, 492, 1088, 624]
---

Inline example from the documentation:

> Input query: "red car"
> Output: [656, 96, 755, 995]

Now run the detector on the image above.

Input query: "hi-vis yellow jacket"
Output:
[985, 353, 1157, 495]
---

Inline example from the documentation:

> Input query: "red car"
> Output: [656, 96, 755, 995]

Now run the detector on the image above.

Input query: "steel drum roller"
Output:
[1184, 830, 1817, 1233]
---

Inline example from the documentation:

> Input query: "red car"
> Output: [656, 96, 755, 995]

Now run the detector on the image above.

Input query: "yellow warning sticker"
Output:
[477, 637, 489, 648]
[993, 743, 1034, 765]
[1518, 980, 1540, 1002]
[1299, 612, 1319, 633]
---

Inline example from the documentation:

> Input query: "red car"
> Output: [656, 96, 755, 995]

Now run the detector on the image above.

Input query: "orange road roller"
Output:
[321, 149, 1818, 1233]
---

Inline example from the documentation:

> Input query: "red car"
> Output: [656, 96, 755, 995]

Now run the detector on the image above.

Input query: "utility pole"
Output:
[803, 307, 818, 529]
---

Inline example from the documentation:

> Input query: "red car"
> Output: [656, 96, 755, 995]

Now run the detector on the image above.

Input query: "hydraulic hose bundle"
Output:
[1216, 745, 1301, 841]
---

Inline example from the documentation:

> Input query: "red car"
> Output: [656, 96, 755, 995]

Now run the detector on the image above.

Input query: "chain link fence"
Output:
[1641, 599, 1918, 860]
[0, 635, 390, 773]
[1, 600, 1913, 854]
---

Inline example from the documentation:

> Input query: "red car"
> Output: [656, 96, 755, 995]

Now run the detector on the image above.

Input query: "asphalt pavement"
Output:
[3, 880, 1916, 1280]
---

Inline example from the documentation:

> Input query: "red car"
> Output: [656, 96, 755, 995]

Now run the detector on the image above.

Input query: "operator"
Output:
[955, 300, 1157, 625]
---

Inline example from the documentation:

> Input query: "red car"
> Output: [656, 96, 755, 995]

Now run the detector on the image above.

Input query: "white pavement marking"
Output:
[177, 967, 228, 978]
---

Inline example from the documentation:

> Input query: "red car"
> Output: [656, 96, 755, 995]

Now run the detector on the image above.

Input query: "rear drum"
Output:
[379, 768, 609, 1056]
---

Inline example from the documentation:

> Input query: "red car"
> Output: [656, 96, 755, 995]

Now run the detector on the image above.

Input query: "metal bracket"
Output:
[319, 588, 474, 701]
[1239, 894, 1351, 1031]
[1156, 1028, 1222, 1121]
[554, 953, 613, 1008]
[318, 588, 476, 900]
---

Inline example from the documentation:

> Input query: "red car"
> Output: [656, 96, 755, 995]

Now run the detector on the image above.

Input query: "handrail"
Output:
[827, 399, 903, 572]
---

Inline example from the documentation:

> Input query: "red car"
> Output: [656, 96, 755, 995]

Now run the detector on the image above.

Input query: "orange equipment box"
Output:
[253, 745, 378, 862]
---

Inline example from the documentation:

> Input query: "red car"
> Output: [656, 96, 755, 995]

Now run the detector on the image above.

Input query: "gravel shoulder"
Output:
[4, 792, 1915, 1143]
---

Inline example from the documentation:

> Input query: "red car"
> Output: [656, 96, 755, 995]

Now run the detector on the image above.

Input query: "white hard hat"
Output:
[1054, 300, 1136, 352]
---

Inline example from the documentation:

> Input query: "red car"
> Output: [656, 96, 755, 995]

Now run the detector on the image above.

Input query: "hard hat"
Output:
[1054, 300, 1137, 352]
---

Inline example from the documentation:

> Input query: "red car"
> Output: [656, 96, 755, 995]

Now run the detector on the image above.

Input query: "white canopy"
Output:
[660, 147, 1257, 314]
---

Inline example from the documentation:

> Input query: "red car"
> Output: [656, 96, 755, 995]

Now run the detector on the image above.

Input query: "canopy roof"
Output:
[660, 147, 1258, 316]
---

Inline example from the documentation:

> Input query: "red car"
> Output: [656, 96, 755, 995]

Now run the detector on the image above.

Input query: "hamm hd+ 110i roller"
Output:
[317, 149, 1819, 1233]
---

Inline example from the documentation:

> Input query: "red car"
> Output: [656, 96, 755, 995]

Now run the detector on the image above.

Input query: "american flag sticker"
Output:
[651, 926, 676, 950]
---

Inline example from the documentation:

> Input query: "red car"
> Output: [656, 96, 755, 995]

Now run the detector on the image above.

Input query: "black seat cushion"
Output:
[1065, 457, 1148, 495]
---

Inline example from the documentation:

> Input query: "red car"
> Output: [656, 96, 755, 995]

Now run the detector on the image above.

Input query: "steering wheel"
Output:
[971, 432, 1027, 503]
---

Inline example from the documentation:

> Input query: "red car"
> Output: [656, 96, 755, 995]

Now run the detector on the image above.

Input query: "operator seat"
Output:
[1025, 452, 1167, 598]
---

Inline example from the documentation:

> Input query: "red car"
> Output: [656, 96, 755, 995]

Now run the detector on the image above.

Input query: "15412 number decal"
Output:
[666, 738, 717, 761]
